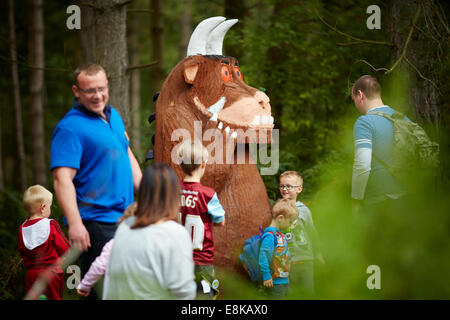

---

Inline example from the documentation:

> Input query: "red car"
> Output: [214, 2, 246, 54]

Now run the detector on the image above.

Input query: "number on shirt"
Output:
[181, 195, 197, 208]
[184, 214, 205, 250]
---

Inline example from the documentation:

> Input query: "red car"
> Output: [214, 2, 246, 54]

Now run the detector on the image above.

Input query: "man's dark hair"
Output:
[352, 75, 381, 99]
[73, 63, 107, 85]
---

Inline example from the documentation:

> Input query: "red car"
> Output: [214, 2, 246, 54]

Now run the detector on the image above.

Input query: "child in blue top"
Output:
[279, 171, 324, 296]
[259, 199, 298, 298]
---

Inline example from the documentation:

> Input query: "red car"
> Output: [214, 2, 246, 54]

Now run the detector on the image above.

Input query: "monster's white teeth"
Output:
[218, 122, 223, 130]
[225, 126, 230, 133]
[251, 115, 260, 125]
[207, 96, 226, 115]
[210, 113, 218, 121]
[251, 115, 273, 125]
[231, 131, 237, 139]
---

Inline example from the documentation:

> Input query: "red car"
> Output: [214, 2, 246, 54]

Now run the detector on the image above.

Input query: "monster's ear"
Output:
[183, 61, 199, 84]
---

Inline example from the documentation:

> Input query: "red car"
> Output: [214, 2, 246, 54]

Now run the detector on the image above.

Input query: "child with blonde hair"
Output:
[279, 170, 324, 295]
[18, 185, 70, 300]
[259, 198, 298, 298]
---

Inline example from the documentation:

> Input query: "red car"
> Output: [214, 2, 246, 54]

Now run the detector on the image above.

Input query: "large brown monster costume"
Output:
[154, 17, 274, 270]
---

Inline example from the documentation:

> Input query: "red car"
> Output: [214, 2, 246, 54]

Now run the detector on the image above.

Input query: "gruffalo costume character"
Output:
[154, 17, 274, 271]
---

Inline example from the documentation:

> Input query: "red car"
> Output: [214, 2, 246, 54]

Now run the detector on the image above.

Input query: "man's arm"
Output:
[351, 147, 372, 200]
[52, 167, 90, 251]
[351, 147, 372, 215]
[352, 117, 373, 208]
[128, 147, 142, 193]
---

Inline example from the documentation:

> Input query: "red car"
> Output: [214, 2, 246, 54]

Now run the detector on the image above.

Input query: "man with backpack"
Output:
[350, 75, 440, 297]
[351, 75, 406, 213]
[351, 75, 439, 215]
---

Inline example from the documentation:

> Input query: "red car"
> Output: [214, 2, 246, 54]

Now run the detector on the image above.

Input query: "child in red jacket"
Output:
[18, 185, 70, 300]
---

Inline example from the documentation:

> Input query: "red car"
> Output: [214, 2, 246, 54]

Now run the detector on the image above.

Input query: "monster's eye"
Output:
[221, 66, 232, 82]
[234, 66, 243, 80]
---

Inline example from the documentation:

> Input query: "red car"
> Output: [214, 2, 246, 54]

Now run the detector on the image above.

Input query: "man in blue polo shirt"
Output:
[51, 63, 142, 299]
[351, 75, 406, 213]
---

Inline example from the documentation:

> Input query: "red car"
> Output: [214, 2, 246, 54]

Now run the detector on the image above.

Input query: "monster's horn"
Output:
[205, 19, 238, 55]
[186, 16, 226, 56]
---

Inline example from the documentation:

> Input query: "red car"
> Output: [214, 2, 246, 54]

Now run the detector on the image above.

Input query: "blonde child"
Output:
[18, 185, 70, 300]
[259, 198, 298, 298]
[177, 138, 226, 299]
[279, 170, 324, 295]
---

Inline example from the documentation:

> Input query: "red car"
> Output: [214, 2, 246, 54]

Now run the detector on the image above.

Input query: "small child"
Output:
[177, 139, 226, 299]
[76, 202, 137, 297]
[259, 198, 298, 299]
[279, 170, 324, 295]
[18, 185, 70, 300]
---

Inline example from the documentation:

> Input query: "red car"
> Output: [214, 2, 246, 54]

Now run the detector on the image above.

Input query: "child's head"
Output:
[279, 170, 303, 201]
[271, 198, 299, 231]
[118, 202, 138, 224]
[131, 163, 181, 229]
[23, 185, 53, 219]
[177, 138, 209, 177]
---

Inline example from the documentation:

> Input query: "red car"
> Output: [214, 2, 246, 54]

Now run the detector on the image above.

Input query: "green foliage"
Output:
[237, 0, 391, 195]
[0, 189, 28, 299]
[223, 114, 450, 299]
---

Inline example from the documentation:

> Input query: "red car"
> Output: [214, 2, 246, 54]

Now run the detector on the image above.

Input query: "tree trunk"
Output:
[387, 0, 444, 127]
[179, 0, 192, 59]
[28, 0, 47, 187]
[0, 104, 3, 190]
[224, 0, 247, 59]
[9, 0, 27, 191]
[263, 0, 290, 131]
[78, 0, 130, 128]
[150, 0, 165, 98]
[128, 3, 142, 159]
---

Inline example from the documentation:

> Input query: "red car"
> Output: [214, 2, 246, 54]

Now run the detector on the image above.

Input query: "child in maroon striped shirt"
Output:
[177, 139, 226, 299]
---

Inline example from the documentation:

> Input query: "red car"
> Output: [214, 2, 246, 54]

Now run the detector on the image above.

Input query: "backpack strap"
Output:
[263, 231, 278, 248]
[368, 109, 405, 121]
[372, 151, 395, 177]
[365, 110, 397, 175]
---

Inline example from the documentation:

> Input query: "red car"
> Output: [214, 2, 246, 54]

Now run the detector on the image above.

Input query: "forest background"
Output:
[0, 0, 449, 300]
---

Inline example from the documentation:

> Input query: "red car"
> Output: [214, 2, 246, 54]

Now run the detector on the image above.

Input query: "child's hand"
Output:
[213, 218, 225, 226]
[77, 288, 90, 297]
[263, 279, 273, 288]
[352, 199, 362, 216]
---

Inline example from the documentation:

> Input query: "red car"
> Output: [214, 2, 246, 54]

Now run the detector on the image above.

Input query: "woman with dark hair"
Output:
[103, 163, 196, 299]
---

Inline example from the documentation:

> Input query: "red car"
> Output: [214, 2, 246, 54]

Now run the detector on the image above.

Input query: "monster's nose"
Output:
[254, 90, 270, 109]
